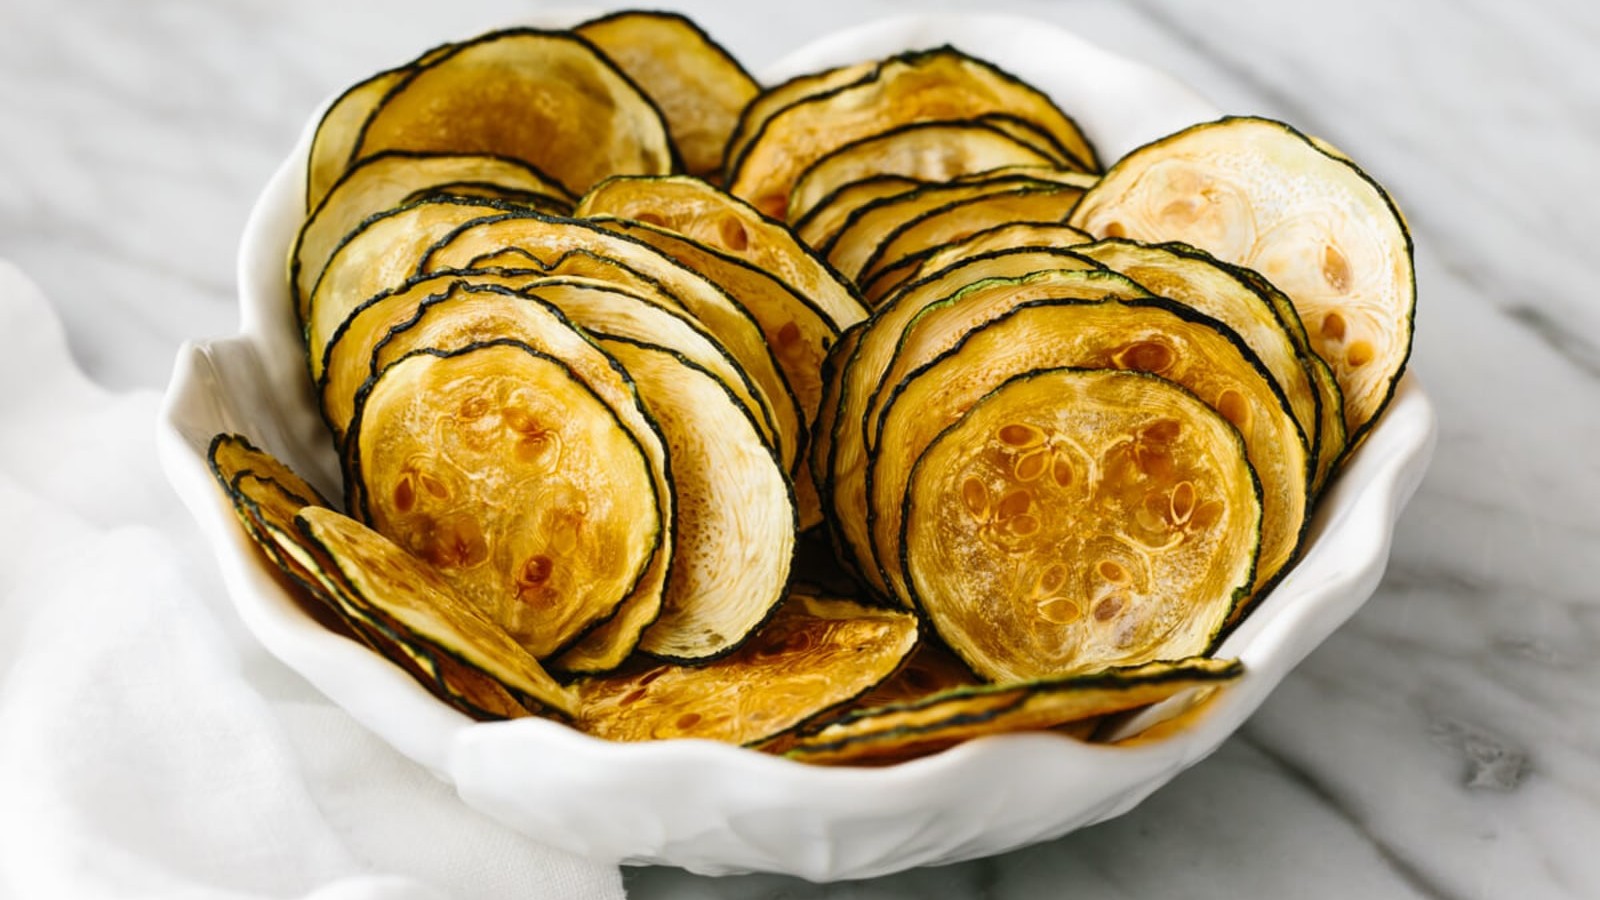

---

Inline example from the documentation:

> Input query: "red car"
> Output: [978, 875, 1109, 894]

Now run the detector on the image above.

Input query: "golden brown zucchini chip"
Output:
[785, 658, 1243, 766]
[592, 337, 795, 662]
[350, 29, 675, 196]
[576, 594, 916, 744]
[304, 43, 455, 211]
[348, 341, 661, 660]
[292, 151, 573, 318]
[787, 121, 1059, 225]
[283, 506, 578, 717]
[305, 195, 507, 360]
[854, 183, 1089, 286]
[208, 433, 331, 508]
[575, 11, 759, 179]
[792, 175, 920, 253]
[728, 47, 1098, 216]
[723, 60, 878, 181]
[903, 369, 1260, 681]
[1068, 116, 1414, 442]
[871, 297, 1309, 610]
[823, 252, 1102, 598]
[575, 175, 868, 329]
[458, 245, 685, 310]
[1074, 239, 1325, 473]
[420, 210, 804, 471]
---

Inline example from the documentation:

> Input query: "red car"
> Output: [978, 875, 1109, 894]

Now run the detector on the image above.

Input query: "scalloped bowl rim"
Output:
[156, 11, 1436, 881]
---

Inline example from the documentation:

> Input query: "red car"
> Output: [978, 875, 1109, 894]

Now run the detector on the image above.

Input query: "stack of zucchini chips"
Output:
[212, 11, 1414, 765]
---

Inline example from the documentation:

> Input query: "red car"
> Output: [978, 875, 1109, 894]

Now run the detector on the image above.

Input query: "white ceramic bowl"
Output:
[157, 13, 1437, 880]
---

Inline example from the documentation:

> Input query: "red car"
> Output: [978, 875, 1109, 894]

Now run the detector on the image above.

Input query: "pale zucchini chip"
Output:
[728, 47, 1098, 216]
[854, 183, 1089, 286]
[871, 297, 1309, 610]
[823, 176, 1064, 281]
[904, 222, 1094, 290]
[903, 369, 1260, 681]
[787, 121, 1059, 225]
[365, 286, 676, 674]
[420, 210, 804, 472]
[285, 506, 578, 717]
[350, 29, 675, 196]
[723, 60, 878, 180]
[594, 337, 795, 662]
[1069, 116, 1414, 442]
[577, 594, 915, 744]
[305, 196, 506, 363]
[575, 11, 758, 178]
[785, 658, 1242, 765]
[292, 151, 573, 317]
[793, 175, 920, 253]
[348, 341, 661, 660]
[575, 175, 868, 329]
[1074, 239, 1325, 473]
[824, 257, 1104, 598]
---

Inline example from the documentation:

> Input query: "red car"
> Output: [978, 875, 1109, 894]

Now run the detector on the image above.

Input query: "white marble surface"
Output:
[2, 0, 1597, 897]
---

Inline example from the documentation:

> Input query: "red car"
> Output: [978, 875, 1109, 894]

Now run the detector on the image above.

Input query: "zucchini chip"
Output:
[305, 196, 507, 360]
[208, 433, 330, 508]
[577, 594, 916, 744]
[822, 176, 1065, 281]
[728, 47, 1098, 217]
[972, 113, 1091, 170]
[575, 11, 759, 179]
[903, 369, 1260, 681]
[284, 506, 578, 718]
[1074, 239, 1325, 472]
[292, 151, 574, 316]
[1068, 116, 1414, 442]
[824, 252, 1102, 598]
[574, 175, 868, 329]
[459, 245, 686, 310]
[793, 175, 920, 252]
[854, 183, 1089, 286]
[787, 121, 1059, 225]
[420, 211, 805, 471]
[350, 29, 675, 196]
[593, 337, 795, 662]
[785, 658, 1242, 766]
[723, 60, 878, 180]
[904, 222, 1094, 290]
[348, 341, 661, 660]
[871, 297, 1309, 609]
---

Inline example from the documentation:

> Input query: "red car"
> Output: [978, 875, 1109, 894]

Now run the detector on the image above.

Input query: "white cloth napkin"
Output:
[0, 262, 626, 900]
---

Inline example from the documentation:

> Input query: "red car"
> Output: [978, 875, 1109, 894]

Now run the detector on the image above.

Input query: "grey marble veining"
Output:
[3, 0, 1596, 897]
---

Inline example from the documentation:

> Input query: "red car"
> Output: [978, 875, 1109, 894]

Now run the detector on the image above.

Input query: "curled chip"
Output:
[902, 368, 1259, 681]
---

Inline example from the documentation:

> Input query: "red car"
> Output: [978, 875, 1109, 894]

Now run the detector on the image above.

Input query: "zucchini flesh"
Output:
[208, 433, 330, 508]
[728, 48, 1098, 217]
[787, 121, 1058, 225]
[825, 252, 1101, 598]
[871, 297, 1310, 609]
[723, 60, 878, 182]
[854, 184, 1089, 285]
[1069, 116, 1414, 443]
[351, 29, 674, 196]
[972, 113, 1091, 170]
[902, 222, 1094, 293]
[577, 594, 915, 744]
[283, 506, 578, 717]
[903, 369, 1259, 681]
[575, 11, 758, 179]
[1074, 239, 1324, 472]
[349, 342, 661, 660]
[574, 175, 868, 329]
[420, 211, 804, 473]
[595, 338, 795, 662]
[305, 196, 507, 366]
[460, 245, 686, 310]
[785, 658, 1242, 765]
